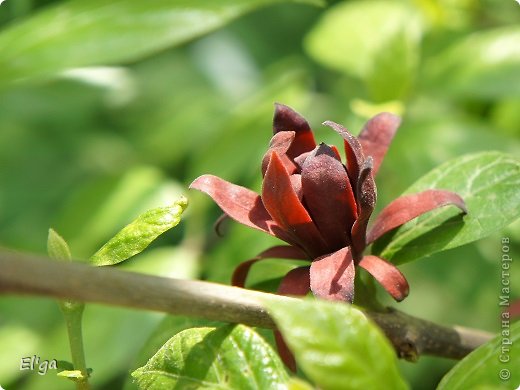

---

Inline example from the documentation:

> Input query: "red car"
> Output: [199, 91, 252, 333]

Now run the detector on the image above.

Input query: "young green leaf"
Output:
[57, 370, 88, 381]
[373, 152, 520, 264]
[265, 299, 408, 390]
[132, 324, 289, 390]
[438, 320, 519, 389]
[47, 228, 72, 261]
[90, 196, 188, 266]
[0, 0, 323, 87]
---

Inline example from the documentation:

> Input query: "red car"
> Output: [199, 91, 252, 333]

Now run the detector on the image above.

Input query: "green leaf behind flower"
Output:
[373, 152, 520, 264]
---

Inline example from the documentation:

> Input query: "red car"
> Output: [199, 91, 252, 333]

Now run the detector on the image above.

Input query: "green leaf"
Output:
[132, 324, 289, 390]
[288, 378, 315, 390]
[130, 315, 224, 374]
[438, 321, 519, 389]
[56, 360, 75, 372]
[0, 0, 322, 87]
[426, 26, 520, 99]
[265, 299, 408, 390]
[373, 152, 520, 264]
[89, 196, 188, 266]
[305, 1, 422, 101]
[47, 228, 72, 261]
[56, 370, 88, 380]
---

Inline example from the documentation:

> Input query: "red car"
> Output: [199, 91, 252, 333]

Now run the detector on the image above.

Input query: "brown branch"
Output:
[0, 251, 493, 360]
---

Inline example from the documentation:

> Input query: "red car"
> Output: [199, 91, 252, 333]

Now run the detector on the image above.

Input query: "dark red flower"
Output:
[191, 103, 466, 303]
[190, 104, 467, 370]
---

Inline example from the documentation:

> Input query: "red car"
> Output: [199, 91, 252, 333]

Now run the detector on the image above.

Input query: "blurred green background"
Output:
[0, 0, 519, 389]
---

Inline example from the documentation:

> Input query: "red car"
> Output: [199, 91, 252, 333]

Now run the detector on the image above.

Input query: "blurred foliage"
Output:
[0, 0, 519, 389]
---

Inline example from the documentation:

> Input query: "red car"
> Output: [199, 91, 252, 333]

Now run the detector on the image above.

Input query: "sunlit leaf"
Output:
[56, 370, 87, 380]
[89, 196, 188, 266]
[305, 1, 422, 101]
[426, 26, 520, 99]
[0, 325, 40, 385]
[373, 152, 520, 264]
[265, 298, 408, 390]
[438, 321, 519, 389]
[132, 324, 288, 390]
[0, 0, 322, 86]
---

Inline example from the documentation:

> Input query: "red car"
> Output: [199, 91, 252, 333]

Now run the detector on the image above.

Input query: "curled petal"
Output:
[273, 103, 316, 158]
[263, 152, 329, 257]
[214, 213, 229, 237]
[301, 144, 357, 250]
[294, 151, 311, 171]
[310, 247, 356, 303]
[295, 144, 342, 166]
[323, 120, 365, 189]
[231, 246, 308, 287]
[262, 131, 298, 176]
[275, 266, 311, 372]
[367, 190, 468, 244]
[351, 158, 377, 261]
[190, 175, 284, 239]
[359, 255, 409, 301]
[358, 113, 401, 177]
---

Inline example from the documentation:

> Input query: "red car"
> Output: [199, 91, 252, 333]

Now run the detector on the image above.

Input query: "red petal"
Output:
[273, 104, 316, 158]
[231, 246, 308, 287]
[290, 174, 303, 200]
[323, 120, 365, 189]
[278, 266, 311, 296]
[294, 151, 311, 171]
[275, 266, 311, 372]
[367, 190, 468, 244]
[274, 331, 296, 372]
[190, 175, 277, 236]
[359, 255, 409, 301]
[358, 113, 401, 177]
[351, 158, 377, 261]
[330, 145, 342, 161]
[310, 247, 356, 302]
[263, 152, 329, 257]
[301, 144, 357, 250]
[262, 131, 298, 176]
[504, 299, 520, 320]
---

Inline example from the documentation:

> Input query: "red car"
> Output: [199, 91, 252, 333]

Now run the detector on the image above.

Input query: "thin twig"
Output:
[0, 251, 493, 360]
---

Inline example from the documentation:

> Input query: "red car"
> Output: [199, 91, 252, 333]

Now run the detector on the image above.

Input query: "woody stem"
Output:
[0, 251, 493, 361]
